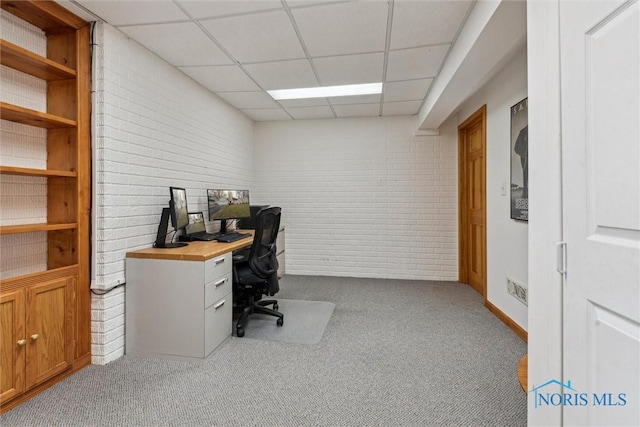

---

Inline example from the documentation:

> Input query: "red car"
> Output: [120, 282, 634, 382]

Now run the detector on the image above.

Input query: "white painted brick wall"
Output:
[254, 116, 458, 280]
[91, 23, 254, 364]
[0, 10, 48, 279]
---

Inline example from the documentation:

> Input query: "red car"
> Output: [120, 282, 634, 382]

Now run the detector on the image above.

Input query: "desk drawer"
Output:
[205, 272, 232, 309]
[205, 292, 232, 356]
[204, 254, 231, 284]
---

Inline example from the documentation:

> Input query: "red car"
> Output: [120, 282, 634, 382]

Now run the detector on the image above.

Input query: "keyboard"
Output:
[189, 232, 218, 241]
[214, 232, 250, 243]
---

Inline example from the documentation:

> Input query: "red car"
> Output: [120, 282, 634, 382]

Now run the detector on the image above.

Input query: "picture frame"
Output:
[510, 97, 528, 221]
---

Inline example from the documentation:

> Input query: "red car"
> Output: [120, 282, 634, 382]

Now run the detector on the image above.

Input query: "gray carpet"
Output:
[1, 276, 527, 426]
[233, 299, 335, 344]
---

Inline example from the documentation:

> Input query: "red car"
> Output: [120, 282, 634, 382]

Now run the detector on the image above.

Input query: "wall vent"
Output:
[507, 277, 528, 306]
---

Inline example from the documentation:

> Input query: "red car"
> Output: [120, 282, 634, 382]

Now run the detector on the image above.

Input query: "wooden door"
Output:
[25, 277, 74, 389]
[560, 1, 639, 425]
[458, 106, 487, 298]
[0, 290, 26, 404]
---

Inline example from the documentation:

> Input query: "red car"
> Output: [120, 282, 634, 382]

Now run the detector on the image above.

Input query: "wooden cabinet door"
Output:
[0, 290, 26, 405]
[25, 277, 75, 389]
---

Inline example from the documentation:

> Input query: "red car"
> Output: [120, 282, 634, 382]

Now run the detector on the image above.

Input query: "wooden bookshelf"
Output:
[0, 0, 91, 414]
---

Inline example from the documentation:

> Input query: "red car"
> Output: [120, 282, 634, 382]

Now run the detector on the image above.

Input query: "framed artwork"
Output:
[510, 97, 528, 221]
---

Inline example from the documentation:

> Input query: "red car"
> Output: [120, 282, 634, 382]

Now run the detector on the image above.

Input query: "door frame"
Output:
[457, 105, 487, 301]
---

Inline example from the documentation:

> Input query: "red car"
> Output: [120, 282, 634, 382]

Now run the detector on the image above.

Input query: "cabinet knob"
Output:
[17, 339, 27, 346]
[31, 334, 40, 341]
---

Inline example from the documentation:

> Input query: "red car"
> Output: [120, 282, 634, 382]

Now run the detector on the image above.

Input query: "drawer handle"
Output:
[214, 278, 227, 288]
[17, 339, 27, 346]
[31, 334, 40, 341]
[214, 258, 225, 265]
[214, 300, 225, 310]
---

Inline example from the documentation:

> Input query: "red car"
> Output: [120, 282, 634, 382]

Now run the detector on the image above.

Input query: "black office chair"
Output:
[232, 206, 283, 337]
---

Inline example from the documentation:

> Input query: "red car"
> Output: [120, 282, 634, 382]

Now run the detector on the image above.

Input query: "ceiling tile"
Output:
[390, 0, 473, 49]
[328, 94, 381, 105]
[241, 108, 291, 122]
[333, 104, 381, 118]
[383, 79, 433, 102]
[177, 0, 283, 19]
[243, 59, 318, 90]
[313, 52, 384, 86]
[180, 65, 260, 92]
[385, 45, 450, 82]
[216, 91, 279, 109]
[76, 1, 188, 26]
[200, 10, 305, 63]
[382, 100, 423, 116]
[286, 106, 335, 120]
[292, 2, 388, 57]
[119, 22, 232, 67]
[278, 98, 328, 108]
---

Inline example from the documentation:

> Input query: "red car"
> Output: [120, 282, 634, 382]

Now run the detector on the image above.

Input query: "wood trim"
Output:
[485, 300, 528, 343]
[75, 24, 92, 360]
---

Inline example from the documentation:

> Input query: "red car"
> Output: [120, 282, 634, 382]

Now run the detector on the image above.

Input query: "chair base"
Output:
[235, 299, 284, 337]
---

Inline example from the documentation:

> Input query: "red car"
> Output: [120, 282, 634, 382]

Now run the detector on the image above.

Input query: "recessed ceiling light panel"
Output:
[268, 82, 383, 100]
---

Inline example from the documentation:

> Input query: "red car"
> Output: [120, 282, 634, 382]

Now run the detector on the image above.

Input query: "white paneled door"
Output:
[560, 1, 639, 425]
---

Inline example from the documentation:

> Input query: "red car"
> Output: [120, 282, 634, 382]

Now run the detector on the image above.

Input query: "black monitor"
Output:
[207, 189, 250, 234]
[170, 186, 189, 231]
[153, 187, 189, 248]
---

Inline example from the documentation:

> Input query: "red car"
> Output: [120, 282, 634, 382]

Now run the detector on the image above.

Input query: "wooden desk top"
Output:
[126, 230, 254, 262]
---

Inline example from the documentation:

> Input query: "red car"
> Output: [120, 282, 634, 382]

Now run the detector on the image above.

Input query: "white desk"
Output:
[125, 234, 253, 361]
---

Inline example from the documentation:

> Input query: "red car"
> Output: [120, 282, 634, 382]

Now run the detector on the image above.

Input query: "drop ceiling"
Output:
[66, 0, 475, 122]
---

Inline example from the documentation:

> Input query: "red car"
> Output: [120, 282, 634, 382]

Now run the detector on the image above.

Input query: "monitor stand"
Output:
[218, 219, 229, 235]
[154, 207, 188, 248]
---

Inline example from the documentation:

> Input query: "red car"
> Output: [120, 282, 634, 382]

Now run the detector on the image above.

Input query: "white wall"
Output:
[91, 22, 254, 364]
[451, 47, 529, 330]
[254, 116, 458, 281]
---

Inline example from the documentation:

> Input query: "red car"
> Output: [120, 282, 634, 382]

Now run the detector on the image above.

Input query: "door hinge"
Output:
[557, 242, 567, 276]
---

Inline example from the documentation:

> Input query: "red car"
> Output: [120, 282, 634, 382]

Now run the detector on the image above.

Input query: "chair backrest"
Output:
[247, 206, 281, 293]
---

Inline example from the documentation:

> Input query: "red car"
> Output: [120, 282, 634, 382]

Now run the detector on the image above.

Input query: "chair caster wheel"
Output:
[273, 303, 279, 311]
[237, 327, 244, 337]
[277, 318, 283, 327]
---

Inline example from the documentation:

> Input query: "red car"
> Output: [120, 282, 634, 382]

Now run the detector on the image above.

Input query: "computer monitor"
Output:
[153, 187, 190, 249]
[170, 186, 189, 232]
[185, 212, 206, 235]
[207, 189, 250, 234]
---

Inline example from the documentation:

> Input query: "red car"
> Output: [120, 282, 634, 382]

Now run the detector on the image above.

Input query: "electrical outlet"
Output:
[507, 277, 528, 306]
